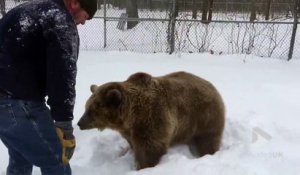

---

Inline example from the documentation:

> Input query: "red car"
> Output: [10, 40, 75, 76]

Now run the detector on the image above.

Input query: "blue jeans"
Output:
[0, 99, 71, 175]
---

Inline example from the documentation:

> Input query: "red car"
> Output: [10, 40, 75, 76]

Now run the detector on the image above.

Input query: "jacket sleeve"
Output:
[43, 15, 79, 122]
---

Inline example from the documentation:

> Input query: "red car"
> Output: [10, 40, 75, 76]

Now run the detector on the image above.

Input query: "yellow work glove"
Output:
[55, 121, 76, 165]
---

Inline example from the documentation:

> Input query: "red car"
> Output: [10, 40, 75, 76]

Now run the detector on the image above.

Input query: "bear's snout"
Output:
[77, 113, 94, 130]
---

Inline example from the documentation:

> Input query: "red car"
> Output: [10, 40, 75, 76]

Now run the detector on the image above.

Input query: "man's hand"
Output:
[55, 121, 76, 165]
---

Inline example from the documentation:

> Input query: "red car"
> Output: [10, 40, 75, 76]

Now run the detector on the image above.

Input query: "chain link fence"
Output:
[1, 0, 299, 60]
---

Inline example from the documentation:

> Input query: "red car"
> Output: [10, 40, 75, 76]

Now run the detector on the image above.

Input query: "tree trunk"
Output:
[297, 0, 300, 15]
[148, 0, 153, 11]
[192, 0, 197, 19]
[126, 0, 139, 29]
[208, 0, 213, 21]
[168, 0, 176, 54]
[97, 0, 101, 10]
[174, 0, 179, 18]
[0, 0, 5, 16]
[265, 0, 272, 20]
[202, 0, 208, 21]
[250, 0, 256, 22]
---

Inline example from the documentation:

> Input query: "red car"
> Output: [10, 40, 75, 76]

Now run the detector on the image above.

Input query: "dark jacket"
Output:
[0, 0, 79, 121]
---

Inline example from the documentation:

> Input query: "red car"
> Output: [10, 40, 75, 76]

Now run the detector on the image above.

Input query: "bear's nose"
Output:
[77, 114, 89, 129]
[77, 120, 84, 129]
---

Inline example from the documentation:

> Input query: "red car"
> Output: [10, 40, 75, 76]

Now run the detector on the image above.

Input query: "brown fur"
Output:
[77, 71, 225, 169]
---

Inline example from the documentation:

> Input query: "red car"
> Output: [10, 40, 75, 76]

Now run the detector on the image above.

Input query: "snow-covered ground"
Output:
[1, 51, 300, 175]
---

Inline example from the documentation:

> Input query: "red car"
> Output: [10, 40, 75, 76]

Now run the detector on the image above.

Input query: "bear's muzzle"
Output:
[77, 113, 94, 130]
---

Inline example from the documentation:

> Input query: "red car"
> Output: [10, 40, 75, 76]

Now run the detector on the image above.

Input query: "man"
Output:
[0, 0, 97, 174]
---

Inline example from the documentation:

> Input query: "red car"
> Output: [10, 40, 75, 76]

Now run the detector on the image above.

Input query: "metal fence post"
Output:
[103, 0, 107, 48]
[288, 0, 299, 61]
[168, 0, 176, 54]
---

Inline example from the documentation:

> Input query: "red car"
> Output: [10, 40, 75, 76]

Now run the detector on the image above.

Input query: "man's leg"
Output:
[1, 138, 33, 175]
[0, 100, 71, 175]
[19, 100, 71, 175]
[0, 99, 33, 175]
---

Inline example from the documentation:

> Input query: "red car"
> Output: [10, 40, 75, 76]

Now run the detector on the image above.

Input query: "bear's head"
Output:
[77, 82, 124, 131]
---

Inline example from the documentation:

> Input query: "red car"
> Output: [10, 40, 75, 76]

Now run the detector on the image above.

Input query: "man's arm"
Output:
[42, 9, 79, 164]
[43, 12, 79, 122]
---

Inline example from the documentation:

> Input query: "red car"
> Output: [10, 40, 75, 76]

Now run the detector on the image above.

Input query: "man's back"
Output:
[0, 0, 79, 121]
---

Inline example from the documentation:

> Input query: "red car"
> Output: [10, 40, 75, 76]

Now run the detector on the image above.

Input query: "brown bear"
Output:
[77, 71, 225, 170]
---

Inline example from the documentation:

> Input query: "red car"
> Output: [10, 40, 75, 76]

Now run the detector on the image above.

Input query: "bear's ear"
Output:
[105, 89, 122, 107]
[90, 84, 98, 93]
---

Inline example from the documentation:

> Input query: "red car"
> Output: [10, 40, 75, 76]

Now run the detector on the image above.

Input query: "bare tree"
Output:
[201, 0, 213, 23]
[192, 0, 197, 19]
[148, 0, 153, 11]
[297, 0, 300, 15]
[126, 0, 139, 29]
[208, 0, 213, 21]
[97, 0, 101, 10]
[201, 0, 208, 21]
[174, 0, 179, 18]
[265, 0, 272, 20]
[168, 0, 176, 54]
[250, 0, 256, 22]
[0, 0, 5, 16]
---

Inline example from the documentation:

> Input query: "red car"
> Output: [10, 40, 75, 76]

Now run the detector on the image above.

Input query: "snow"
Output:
[1, 51, 300, 175]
